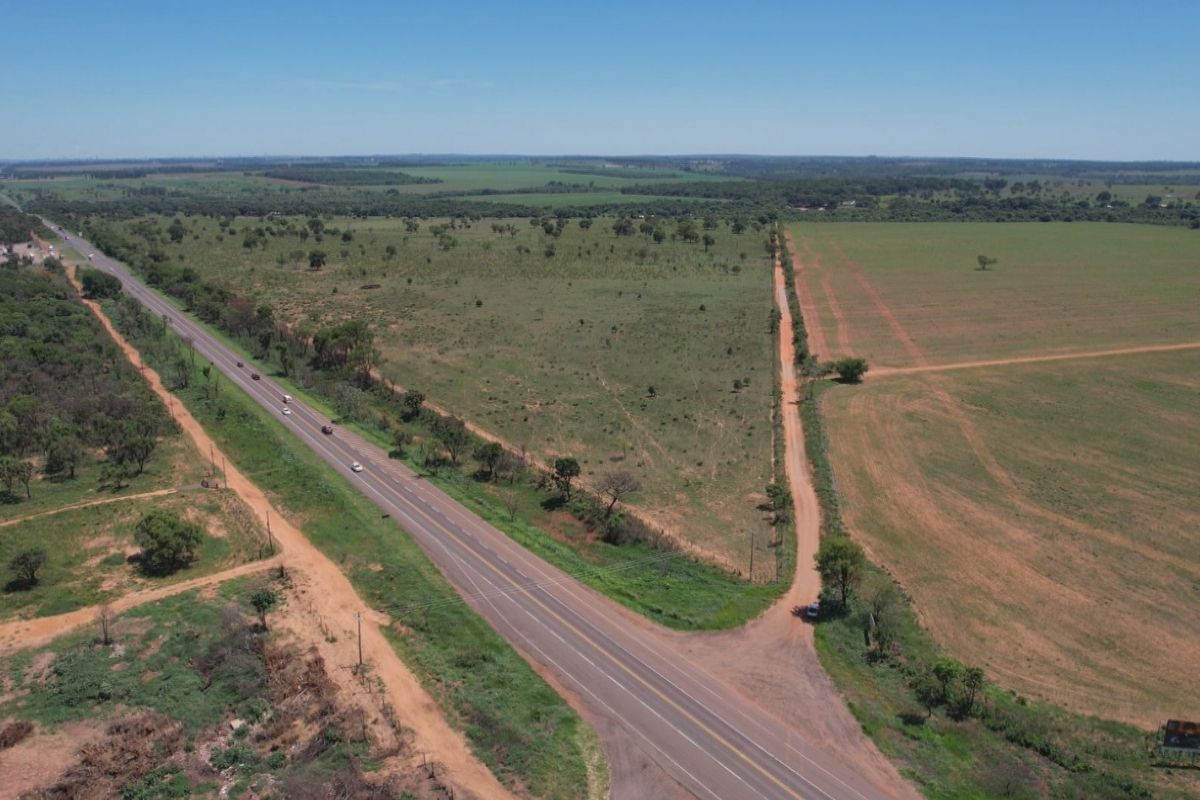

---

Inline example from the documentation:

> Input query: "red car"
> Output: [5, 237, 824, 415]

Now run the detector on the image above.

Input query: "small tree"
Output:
[831, 357, 869, 384]
[599, 470, 640, 518]
[975, 254, 998, 271]
[815, 536, 865, 608]
[431, 416, 470, 465]
[97, 604, 114, 646]
[702, 233, 716, 252]
[932, 658, 965, 708]
[473, 442, 504, 480]
[8, 548, 47, 588]
[552, 457, 581, 500]
[961, 666, 986, 716]
[400, 390, 425, 421]
[9, 460, 32, 499]
[308, 250, 327, 270]
[502, 489, 520, 522]
[134, 510, 203, 575]
[250, 587, 280, 630]
[912, 666, 943, 719]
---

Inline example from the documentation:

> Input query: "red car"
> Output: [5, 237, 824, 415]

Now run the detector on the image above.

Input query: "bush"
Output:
[79, 267, 122, 299]
[134, 510, 203, 575]
[831, 357, 869, 383]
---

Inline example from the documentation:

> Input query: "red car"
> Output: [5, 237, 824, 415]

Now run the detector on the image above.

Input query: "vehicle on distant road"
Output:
[87, 253, 95, 260]
[805, 601, 821, 620]
[321, 425, 334, 435]
[251, 373, 260, 380]
[281, 407, 292, 416]
[283, 394, 293, 403]
[350, 462, 364, 473]
[236, 361, 243, 368]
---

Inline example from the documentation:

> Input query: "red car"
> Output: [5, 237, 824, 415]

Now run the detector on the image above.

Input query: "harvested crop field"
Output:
[789, 221, 1200, 368]
[812, 241, 1200, 726]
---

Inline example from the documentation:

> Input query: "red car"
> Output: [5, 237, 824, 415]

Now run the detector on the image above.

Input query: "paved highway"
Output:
[58, 223, 901, 800]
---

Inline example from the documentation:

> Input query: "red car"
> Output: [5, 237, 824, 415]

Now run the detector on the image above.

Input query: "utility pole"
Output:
[355, 611, 363, 671]
[266, 510, 274, 553]
[748, 529, 755, 583]
[221, 456, 227, 489]
[209, 444, 215, 476]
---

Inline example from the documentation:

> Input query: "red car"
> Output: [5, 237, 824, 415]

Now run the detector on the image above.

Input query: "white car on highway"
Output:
[350, 462, 364, 473]
[281, 407, 292, 416]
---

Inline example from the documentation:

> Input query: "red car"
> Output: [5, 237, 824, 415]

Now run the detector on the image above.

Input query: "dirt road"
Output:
[868, 340, 1200, 377]
[0, 488, 178, 528]
[0, 558, 280, 655]
[669, 246, 918, 798]
[66, 269, 517, 800]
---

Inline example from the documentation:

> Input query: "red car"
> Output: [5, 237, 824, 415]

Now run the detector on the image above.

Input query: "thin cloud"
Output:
[297, 79, 404, 92]
[297, 77, 492, 92]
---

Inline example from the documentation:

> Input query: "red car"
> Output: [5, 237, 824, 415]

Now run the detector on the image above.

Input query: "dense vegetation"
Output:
[0, 267, 172, 501]
[0, 206, 46, 243]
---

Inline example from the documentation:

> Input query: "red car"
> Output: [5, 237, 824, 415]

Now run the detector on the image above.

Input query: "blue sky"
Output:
[4, 0, 1196, 160]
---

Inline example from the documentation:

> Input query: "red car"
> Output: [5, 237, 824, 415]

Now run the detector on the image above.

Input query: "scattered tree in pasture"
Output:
[702, 233, 716, 251]
[816, 536, 865, 607]
[308, 250, 327, 269]
[250, 587, 280, 630]
[552, 457, 581, 500]
[134, 509, 204, 575]
[599, 470, 640, 518]
[8, 548, 47, 588]
[975, 254, 998, 271]
[831, 357, 869, 383]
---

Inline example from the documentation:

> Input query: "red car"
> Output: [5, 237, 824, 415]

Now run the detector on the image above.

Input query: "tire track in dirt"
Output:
[63, 268, 518, 800]
[870, 340, 1200, 377]
[781, 229, 832, 360]
[0, 558, 281, 655]
[798, 232, 853, 357]
[0, 488, 178, 529]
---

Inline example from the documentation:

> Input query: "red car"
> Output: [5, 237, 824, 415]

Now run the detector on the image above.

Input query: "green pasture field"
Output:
[359, 162, 736, 194]
[790, 221, 1200, 367]
[105, 214, 780, 569]
[0, 489, 268, 621]
[0, 161, 735, 207]
[0, 171, 298, 205]
[822, 350, 1200, 725]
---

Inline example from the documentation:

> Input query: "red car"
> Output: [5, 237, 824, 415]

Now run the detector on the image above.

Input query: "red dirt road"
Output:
[668, 247, 919, 799]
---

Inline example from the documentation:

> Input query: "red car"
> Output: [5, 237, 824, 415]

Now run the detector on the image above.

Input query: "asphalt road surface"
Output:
[57, 223, 901, 800]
